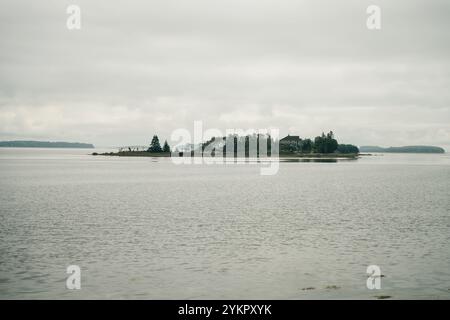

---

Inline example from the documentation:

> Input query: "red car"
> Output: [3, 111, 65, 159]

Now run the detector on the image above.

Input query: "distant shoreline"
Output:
[0, 141, 94, 149]
[359, 145, 445, 153]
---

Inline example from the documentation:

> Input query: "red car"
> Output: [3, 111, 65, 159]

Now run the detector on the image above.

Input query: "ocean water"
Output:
[0, 148, 449, 299]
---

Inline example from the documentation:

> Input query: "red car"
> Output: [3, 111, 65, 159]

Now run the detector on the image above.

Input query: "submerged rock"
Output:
[325, 285, 340, 290]
[302, 287, 315, 291]
[374, 295, 391, 299]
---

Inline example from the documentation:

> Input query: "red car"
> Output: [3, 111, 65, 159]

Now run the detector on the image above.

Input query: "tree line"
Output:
[147, 131, 359, 155]
[281, 131, 359, 154]
[148, 135, 171, 153]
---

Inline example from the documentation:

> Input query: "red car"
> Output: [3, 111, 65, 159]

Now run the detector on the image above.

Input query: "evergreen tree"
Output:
[313, 135, 325, 153]
[162, 140, 171, 153]
[326, 131, 338, 153]
[301, 139, 312, 153]
[148, 135, 162, 153]
[313, 131, 337, 153]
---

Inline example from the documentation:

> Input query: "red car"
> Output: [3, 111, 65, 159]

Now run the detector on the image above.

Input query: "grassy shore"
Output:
[93, 151, 359, 159]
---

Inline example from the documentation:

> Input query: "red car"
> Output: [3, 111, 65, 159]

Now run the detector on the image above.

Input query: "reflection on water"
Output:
[0, 148, 449, 299]
[150, 157, 347, 163]
[281, 158, 338, 163]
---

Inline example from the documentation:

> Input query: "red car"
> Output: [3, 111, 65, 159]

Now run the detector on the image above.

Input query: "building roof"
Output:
[280, 135, 301, 142]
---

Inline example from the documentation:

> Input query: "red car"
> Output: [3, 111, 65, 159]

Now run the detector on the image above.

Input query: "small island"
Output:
[359, 145, 445, 153]
[94, 131, 360, 159]
[0, 140, 95, 149]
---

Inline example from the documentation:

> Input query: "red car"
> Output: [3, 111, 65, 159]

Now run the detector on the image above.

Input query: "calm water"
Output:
[0, 148, 449, 299]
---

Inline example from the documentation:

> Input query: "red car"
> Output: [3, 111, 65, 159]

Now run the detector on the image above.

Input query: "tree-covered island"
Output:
[94, 131, 360, 159]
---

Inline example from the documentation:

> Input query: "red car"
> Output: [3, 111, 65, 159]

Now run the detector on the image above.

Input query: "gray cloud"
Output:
[0, 0, 449, 149]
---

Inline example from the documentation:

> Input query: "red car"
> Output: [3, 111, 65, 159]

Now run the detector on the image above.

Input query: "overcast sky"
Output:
[1, 0, 449, 149]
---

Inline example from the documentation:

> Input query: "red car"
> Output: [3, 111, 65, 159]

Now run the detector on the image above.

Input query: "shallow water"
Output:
[0, 148, 449, 299]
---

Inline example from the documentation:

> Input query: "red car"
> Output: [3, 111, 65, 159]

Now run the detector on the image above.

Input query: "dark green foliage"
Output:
[143, 131, 360, 156]
[203, 134, 275, 157]
[300, 139, 312, 153]
[313, 131, 338, 153]
[148, 135, 162, 153]
[162, 140, 171, 153]
[337, 144, 359, 154]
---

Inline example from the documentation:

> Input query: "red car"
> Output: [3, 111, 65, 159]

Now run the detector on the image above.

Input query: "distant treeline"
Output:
[359, 146, 445, 153]
[200, 134, 275, 157]
[144, 131, 359, 156]
[0, 140, 94, 148]
[110, 131, 361, 157]
[279, 131, 359, 154]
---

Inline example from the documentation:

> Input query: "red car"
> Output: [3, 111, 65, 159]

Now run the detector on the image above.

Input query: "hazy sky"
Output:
[1, 0, 449, 149]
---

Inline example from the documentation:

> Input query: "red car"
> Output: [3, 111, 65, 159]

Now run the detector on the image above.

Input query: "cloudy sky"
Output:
[1, 0, 449, 149]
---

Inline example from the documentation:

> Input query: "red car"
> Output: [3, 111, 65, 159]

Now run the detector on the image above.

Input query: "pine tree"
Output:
[148, 135, 162, 153]
[162, 140, 171, 153]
